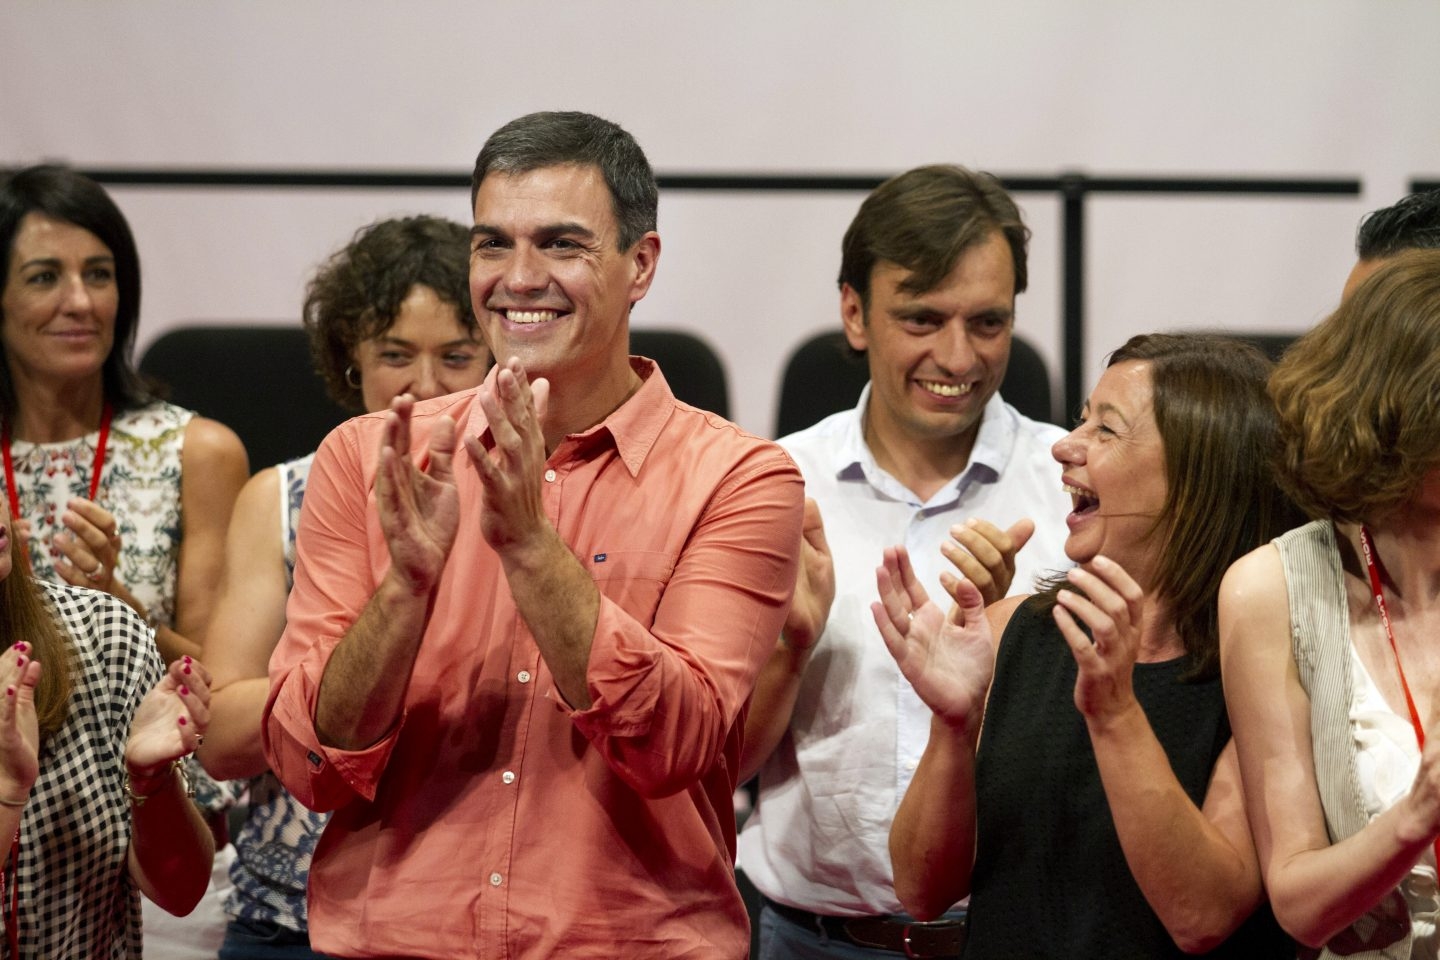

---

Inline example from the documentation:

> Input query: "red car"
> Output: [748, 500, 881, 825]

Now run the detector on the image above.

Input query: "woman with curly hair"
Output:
[1222, 248, 1440, 958]
[198, 215, 489, 959]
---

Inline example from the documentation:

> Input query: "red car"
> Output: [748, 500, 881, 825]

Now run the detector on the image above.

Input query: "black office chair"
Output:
[139, 325, 353, 472]
[630, 329, 731, 419]
[774, 330, 1055, 437]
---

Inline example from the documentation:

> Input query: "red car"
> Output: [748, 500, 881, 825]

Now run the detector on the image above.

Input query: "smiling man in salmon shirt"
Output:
[263, 111, 804, 959]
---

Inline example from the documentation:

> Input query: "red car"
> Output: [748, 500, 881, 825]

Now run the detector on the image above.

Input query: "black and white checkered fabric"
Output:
[6, 581, 162, 959]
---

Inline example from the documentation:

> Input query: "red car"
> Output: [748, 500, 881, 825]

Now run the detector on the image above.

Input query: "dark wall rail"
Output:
[77, 166, 1364, 419]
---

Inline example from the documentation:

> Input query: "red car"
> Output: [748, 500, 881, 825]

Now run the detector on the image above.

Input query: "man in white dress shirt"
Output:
[736, 164, 1074, 959]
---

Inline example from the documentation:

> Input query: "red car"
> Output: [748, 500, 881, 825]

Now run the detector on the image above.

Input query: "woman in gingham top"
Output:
[0, 519, 214, 958]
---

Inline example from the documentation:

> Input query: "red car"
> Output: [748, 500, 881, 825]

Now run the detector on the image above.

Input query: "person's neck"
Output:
[1136, 595, 1185, 663]
[1354, 511, 1440, 607]
[540, 358, 643, 455]
[863, 407, 978, 504]
[6, 375, 106, 444]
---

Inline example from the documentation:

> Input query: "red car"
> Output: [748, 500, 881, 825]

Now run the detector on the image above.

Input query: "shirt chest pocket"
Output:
[583, 550, 676, 626]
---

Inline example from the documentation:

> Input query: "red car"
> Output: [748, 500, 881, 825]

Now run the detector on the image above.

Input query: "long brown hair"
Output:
[1, 534, 72, 740]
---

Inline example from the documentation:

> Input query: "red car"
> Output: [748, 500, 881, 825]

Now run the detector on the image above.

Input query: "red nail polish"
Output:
[179, 685, 189, 696]
[5, 687, 12, 697]
[183, 665, 191, 674]
[178, 716, 188, 726]
[14, 642, 26, 653]
[183, 656, 192, 665]
[15, 657, 24, 669]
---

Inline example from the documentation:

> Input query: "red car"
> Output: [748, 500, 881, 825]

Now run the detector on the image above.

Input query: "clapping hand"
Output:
[124, 655, 210, 778]
[941, 517, 1035, 606]
[1053, 556, 1146, 725]
[464, 358, 551, 554]
[53, 498, 124, 593]
[871, 546, 994, 736]
[376, 395, 461, 595]
[782, 498, 835, 654]
[0, 643, 42, 805]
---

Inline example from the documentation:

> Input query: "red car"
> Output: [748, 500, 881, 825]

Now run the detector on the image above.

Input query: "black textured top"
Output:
[965, 597, 1291, 959]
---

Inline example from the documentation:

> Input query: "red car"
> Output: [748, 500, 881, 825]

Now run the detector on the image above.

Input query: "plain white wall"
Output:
[3, 0, 1437, 437]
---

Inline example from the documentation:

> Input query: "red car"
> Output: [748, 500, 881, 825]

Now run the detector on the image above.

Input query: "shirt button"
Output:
[544, 468, 557, 482]
[490, 872, 503, 886]
[502, 770, 516, 784]
[517, 670, 532, 684]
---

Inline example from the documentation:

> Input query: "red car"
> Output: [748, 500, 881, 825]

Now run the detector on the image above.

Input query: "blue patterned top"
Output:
[225, 452, 329, 932]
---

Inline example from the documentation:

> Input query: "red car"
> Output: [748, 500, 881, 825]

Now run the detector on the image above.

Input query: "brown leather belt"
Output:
[763, 896, 967, 958]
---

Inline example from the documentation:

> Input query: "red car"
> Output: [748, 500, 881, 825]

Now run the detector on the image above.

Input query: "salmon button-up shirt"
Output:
[264, 360, 803, 959]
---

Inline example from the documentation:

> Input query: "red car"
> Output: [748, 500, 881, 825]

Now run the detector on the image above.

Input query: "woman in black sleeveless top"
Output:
[880, 334, 1298, 958]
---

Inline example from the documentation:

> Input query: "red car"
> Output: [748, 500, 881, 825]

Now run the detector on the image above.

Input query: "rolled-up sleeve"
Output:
[570, 448, 804, 797]
[262, 421, 400, 812]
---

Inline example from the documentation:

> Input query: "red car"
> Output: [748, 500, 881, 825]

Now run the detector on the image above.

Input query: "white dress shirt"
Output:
[737, 386, 1073, 916]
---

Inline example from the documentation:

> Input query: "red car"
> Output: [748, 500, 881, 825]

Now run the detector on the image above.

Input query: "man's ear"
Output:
[840, 283, 868, 353]
[626, 232, 662, 305]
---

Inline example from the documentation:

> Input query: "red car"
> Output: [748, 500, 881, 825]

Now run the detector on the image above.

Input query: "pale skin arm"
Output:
[461, 360, 599, 709]
[314, 396, 460, 750]
[51, 417, 250, 663]
[1058, 558, 1262, 953]
[739, 497, 833, 783]
[876, 546, 1022, 919]
[125, 655, 216, 916]
[197, 468, 289, 781]
[1221, 546, 1440, 948]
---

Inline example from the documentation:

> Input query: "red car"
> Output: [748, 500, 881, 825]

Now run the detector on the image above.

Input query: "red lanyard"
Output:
[1358, 525, 1440, 867]
[1, 404, 112, 521]
[1, 830, 17, 957]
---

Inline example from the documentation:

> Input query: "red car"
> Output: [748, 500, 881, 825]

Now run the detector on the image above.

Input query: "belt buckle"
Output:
[903, 923, 921, 960]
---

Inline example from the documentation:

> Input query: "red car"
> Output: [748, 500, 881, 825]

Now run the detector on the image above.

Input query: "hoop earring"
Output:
[345, 366, 362, 389]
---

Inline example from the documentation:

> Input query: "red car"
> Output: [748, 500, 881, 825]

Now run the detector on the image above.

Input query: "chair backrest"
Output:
[774, 330, 1055, 438]
[139, 325, 353, 472]
[629, 329, 730, 419]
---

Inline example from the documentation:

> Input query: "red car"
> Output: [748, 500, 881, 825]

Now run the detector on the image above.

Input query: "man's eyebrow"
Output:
[471, 221, 597, 240]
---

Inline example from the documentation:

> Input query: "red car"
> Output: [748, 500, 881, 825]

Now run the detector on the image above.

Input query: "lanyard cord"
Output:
[1, 404, 113, 520]
[1358, 525, 1440, 868]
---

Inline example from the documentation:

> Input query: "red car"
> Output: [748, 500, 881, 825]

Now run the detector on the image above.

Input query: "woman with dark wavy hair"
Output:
[0, 164, 248, 664]
[0, 518, 214, 957]
[1222, 248, 1440, 958]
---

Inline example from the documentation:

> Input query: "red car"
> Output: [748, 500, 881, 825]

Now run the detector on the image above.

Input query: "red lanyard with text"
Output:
[1, 830, 17, 957]
[1, 405, 112, 521]
[1359, 525, 1440, 867]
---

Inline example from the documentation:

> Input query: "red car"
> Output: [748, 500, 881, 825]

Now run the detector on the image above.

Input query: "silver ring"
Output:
[906, 611, 914, 622]
[85, 563, 104, 581]
[195, 733, 206, 747]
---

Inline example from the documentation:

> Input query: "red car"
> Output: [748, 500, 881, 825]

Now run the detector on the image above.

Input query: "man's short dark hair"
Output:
[838, 164, 1029, 304]
[1355, 188, 1440, 260]
[470, 111, 657, 251]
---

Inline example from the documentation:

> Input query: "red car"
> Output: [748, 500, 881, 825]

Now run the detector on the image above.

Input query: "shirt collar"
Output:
[460, 356, 672, 479]
[834, 385, 1018, 500]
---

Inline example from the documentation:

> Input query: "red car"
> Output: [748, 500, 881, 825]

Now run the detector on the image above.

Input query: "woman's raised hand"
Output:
[0, 642, 42, 804]
[124, 655, 210, 777]
[1054, 555, 1147, 725]
[872, 546, 994, 735]
[53, 497, 125, 595]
